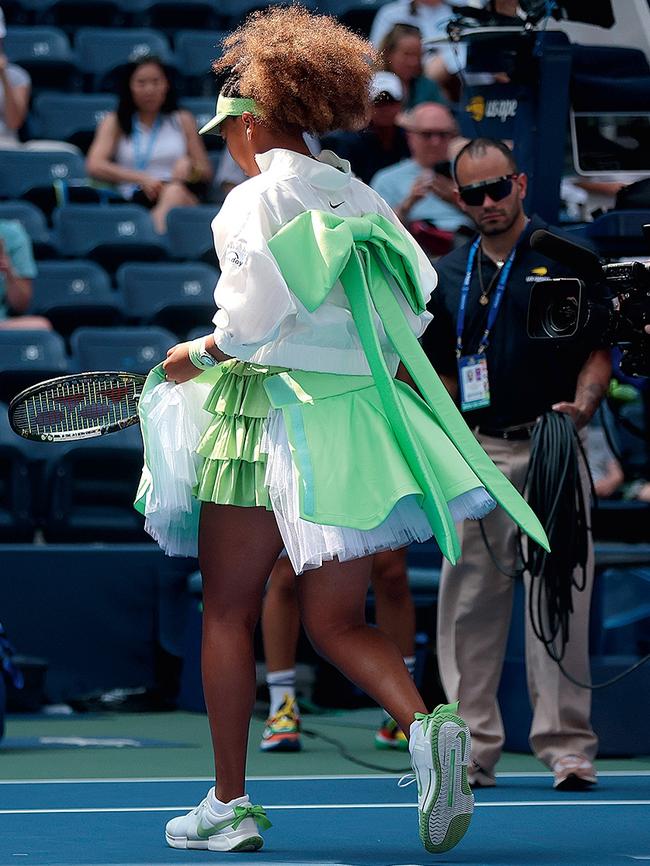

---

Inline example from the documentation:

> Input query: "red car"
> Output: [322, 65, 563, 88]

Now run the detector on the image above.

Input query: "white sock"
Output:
[382, 656, 417, 724]
[266, 668, 297, 717]
[207, 788, 248, 815]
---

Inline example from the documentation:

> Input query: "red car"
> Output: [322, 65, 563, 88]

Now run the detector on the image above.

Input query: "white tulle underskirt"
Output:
[137, 381, 496, 573]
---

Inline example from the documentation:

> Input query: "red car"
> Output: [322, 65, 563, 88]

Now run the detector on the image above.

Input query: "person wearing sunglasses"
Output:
[370, 102, 472, 240]
[421, 137, 612, 792]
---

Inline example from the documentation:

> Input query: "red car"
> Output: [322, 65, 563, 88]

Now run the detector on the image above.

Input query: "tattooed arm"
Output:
[552, 349, 612, 430]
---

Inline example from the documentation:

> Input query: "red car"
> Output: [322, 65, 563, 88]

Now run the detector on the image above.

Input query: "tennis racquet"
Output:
[8, 372, 147, 442]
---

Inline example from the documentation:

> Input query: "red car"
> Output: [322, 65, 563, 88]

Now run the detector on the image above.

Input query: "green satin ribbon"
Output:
[232, 804, 272, 831]
[267, 210, 550, 562]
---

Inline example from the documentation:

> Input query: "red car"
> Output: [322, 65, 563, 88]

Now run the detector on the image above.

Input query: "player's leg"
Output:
[165, 503, 283, 852]
[371, 548, 416, 750]
[298, 554, 473, 854]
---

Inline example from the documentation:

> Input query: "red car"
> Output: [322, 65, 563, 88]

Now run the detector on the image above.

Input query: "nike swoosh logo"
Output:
[196, 816, 231, 839]
[329, 200, 345, 209]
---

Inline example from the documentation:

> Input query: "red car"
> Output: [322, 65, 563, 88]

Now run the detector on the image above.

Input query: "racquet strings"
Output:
[11, 374, 142, 439]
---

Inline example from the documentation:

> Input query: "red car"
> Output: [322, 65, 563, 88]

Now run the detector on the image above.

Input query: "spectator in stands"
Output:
[320, 71, 409, 185]
[377, 24, 444, 109]
[0, 219, 50, 329]
[86, 56, 213, 233]
[0, 8, 31, 149]
[370, 0, 453, 55]
[370, 102, 470, 236]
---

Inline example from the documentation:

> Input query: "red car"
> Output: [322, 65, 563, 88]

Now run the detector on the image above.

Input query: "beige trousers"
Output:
[437, 433, 598, 772]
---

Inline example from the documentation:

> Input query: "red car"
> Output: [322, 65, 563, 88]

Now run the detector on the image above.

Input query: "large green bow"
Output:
[268, 210, 549, 562]
[232, 804, 272, 831]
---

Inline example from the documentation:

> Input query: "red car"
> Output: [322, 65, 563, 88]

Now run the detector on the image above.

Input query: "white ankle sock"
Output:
[266, 668, 297, 717]
[207, 788, 248, 815]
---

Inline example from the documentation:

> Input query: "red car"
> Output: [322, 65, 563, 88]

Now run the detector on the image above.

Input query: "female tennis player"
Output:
[136, 6, 548, 855]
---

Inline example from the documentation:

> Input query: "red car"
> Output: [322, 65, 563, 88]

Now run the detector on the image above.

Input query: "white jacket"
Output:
[211, 147, 436, 376]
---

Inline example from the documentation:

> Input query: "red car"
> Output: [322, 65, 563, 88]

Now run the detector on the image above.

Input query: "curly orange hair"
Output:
[212, 6, 377, 135]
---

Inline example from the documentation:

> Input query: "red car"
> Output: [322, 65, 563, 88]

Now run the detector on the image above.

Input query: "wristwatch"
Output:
[197, 336, 217, 368]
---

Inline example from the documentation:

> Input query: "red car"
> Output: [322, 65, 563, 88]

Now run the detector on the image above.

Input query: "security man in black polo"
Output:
[422, 138, 611, 791]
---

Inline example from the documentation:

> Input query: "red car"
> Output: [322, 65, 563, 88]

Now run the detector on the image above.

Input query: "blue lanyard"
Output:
[132, 115, 162, 172]
[455, 234, 521, 358]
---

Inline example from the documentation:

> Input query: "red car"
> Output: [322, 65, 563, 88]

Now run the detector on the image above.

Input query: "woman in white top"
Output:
[86, 56, 212, 233]
[145, 5, 545, 857]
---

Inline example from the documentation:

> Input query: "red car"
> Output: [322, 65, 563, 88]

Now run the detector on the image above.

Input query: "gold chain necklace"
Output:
[477, 250, 504, 306]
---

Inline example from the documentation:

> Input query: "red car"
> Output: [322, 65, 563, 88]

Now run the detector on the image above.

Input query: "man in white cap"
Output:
[320, 71, 409, 185]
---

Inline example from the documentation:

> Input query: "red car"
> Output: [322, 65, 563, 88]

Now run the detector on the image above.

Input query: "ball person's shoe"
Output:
[408, 701, 474, 854]
[467, 759, 497, 788]
[375, 716, 409, 751]
[259, 694, 302, 752]
[553, 754, 597, 791]
[165, 790, 270, 852]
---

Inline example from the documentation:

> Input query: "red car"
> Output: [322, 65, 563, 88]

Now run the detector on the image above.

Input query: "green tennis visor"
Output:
[198, 94, 261, 135]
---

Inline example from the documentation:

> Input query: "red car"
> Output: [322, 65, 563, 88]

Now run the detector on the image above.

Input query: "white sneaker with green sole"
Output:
[165, 790, 271, 852]
[407, 702, 474, 854]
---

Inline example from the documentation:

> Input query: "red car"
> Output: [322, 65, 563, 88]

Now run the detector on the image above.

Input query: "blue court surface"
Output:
[1, 773, 649, 866]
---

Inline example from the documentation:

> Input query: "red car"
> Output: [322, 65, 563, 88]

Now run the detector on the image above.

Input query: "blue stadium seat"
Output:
[53, 204, 168, 270]
[130, 0, 229, 33]
[174, 30, 226, 97]
[0, 405, 35, 542]
[74, 27, 173, 91]
[42, 424, 148, 543]
[31, 0, 127, 31]
[0, 150, 102, 217]
[166, 205, 219, 263]
[0, 201, 56, 259]
[584, 210, 650, 258]
[70, 325, 176, 375]
[0, 329, 68, 404]
[0, 149, 86, 197]
[116, 261, 217, 337]
[4, 25, 81, 91]
[31, 92, 117, 154]
[31, 260, 123, 338]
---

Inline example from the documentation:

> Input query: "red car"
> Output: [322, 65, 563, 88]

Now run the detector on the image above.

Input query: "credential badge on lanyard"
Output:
[456, 236, 518, 413]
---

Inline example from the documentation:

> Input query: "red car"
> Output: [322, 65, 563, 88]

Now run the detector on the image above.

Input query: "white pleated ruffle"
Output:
[261, 409, 495, 574]
[138, 379, 212, 558]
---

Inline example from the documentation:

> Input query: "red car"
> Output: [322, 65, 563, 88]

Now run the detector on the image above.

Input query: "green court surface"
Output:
[2, 708, 649, 781]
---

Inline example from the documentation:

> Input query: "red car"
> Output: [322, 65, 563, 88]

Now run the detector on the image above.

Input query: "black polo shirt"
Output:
[421, 214, 599, 429]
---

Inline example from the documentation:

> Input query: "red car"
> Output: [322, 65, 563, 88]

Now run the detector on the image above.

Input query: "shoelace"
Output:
[398, 773, 416, 788]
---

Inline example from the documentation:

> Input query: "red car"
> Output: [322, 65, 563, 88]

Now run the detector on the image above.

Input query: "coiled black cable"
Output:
[520, 411, 591, 663]
[516, 411, 650, 688]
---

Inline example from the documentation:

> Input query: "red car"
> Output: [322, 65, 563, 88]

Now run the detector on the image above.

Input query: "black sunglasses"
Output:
[458, 174, 519, 206]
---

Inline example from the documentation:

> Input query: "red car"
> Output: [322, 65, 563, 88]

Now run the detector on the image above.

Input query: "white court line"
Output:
[0, 771, 649, 785]
[1, 801, 650, 815]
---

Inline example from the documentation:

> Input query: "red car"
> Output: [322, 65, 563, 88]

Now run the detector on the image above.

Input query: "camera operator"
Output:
[422, 137, 611, 790]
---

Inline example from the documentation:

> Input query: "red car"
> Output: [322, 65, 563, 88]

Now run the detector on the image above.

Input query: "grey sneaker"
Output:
[407, 702, 474, 854]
